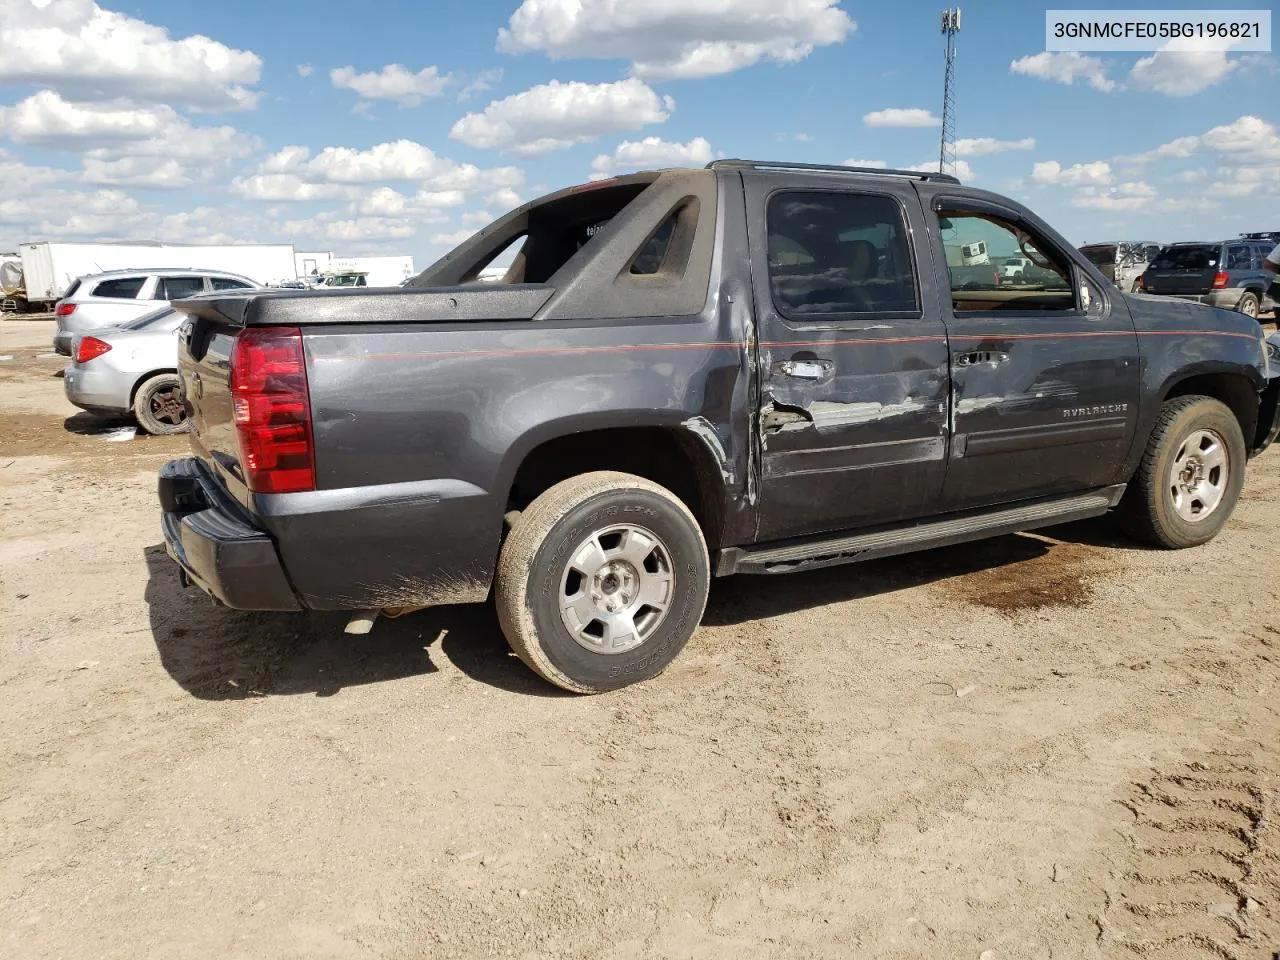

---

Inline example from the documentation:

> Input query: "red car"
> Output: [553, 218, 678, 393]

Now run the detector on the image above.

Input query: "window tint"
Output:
[630, 214, 677, 275]
[628, 200, 699, 278]
[92, 276, 146, 299]
[766, 191, 918, 317]
[159, 276, 206, 299]
[937, 210, 1073, 312]
[1145, 245, 1161, 262]
[1080, 245, 1116, 267]
[1226, 245, 1253, 270]
[209, 276, 252, 291]
[1153, 245, 1218, 269]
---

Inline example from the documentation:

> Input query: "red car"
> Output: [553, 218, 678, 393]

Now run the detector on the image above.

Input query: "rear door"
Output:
[744, 172, 951, 542]
[157, 274, 207, 302]
[1144, 244, 1220, 295]
[920, 193, 1140, 511]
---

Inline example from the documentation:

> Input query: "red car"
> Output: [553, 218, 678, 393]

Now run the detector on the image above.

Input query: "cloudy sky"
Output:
[0, 0, 1275, 268]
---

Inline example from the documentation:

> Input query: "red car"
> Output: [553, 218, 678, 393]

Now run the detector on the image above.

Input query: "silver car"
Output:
[63, 307, 190, 435]
[53, 267, 256, 355]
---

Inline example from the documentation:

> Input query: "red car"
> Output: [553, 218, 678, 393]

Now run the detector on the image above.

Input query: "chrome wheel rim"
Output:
[150, 386, 186, 426]
[1241, 298, 1258, 318]
[1169, 428, 1228, 523]
[558, 524, 675, 655]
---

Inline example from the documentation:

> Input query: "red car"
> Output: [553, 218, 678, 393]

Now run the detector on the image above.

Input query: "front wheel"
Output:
[1116, 396, 1246, 548]
[494, 471, 710, 694]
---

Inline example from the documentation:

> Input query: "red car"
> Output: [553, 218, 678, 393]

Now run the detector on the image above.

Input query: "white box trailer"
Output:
[17, 241, 300, 306]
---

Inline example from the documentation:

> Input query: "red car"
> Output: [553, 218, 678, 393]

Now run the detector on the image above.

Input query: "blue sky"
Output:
[0, 0, 1275, 270]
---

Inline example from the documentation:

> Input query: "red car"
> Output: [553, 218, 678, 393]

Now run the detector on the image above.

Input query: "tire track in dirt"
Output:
[1102, 753, 1280, 959]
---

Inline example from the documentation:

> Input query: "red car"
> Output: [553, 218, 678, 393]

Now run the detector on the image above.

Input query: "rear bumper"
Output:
[64, 363, 130, 414]
[158, 457, 301, 611]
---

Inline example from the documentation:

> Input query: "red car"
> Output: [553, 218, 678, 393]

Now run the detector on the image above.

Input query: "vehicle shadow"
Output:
[143, 545, 566, 701]
[63, 412, 134, 435]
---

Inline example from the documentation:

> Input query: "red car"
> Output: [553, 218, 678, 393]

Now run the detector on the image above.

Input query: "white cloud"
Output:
[906, 159, 974, 181]
[1200, 115, 1280, 162]
[230, 174, 359, 202]
[296, 64, 314, 78]
[590, 136, 713, 177]
[498, 0, 854, 80]
[1031, 160, 1113, 186]
[1172, 169, 1207, 183]
[954, 137, 1035, 157]
[283, 216, 418, 242]
[462, 210, 493, 225]
[1128, 36, 1242, 97]
[451, 78, 673, 155]
[458, 68, 503, 102]
[487, 186, 522, 209]
[1069, 182, 1156, 211]
[842, 159, 888, 168]
[0, 0, 262, 110]
[863, 108, 940, 128]
[330, 64, 454, 107]
[432, 228, 478, 248]
[1010, 52, 1115, 92]
[0, 90, 255, 188]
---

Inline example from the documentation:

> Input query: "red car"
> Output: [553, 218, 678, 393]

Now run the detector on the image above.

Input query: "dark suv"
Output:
[1141, 240, 1276, 318]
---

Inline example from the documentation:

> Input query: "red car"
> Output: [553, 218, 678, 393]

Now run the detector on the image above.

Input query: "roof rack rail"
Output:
[706, 159, 961, 184]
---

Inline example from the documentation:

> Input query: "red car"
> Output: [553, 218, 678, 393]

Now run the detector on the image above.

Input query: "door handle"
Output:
[778, 359, 833, 380]
[955, 351, 1010, 367]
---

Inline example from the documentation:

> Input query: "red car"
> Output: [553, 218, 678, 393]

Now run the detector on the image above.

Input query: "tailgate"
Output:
[1144, 245, 1218, 295]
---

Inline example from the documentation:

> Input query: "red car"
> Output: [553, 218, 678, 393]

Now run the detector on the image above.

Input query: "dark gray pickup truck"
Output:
[159, 160, 1280, 693]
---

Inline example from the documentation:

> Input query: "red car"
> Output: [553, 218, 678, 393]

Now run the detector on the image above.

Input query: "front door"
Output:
[745, 174, 952, 543]
[922, 195, 1140, 511]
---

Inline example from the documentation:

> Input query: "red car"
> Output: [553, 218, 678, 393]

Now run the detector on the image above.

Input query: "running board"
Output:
[717, 485, 1126, 576]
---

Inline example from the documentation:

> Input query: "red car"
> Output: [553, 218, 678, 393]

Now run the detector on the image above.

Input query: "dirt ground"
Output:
[3, 318, 1280, 960]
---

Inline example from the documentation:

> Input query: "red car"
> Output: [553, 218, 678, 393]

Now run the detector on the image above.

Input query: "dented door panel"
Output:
[742, 172, 952, 542]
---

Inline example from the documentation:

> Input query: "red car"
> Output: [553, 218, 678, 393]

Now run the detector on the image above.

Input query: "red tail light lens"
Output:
[230, 326, 315, 494]
[75, 336, 111, 363]
[1211, 271, 1229, 289]
[56, 302, 76, 317]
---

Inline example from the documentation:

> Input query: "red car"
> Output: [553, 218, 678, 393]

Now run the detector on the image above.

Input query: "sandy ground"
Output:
[2, 318, 1279, 960]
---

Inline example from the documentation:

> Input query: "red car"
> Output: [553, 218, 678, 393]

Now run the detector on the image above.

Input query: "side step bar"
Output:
[716, 485, 1126, 576]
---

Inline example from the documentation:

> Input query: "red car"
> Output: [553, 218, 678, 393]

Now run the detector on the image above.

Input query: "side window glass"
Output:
[92, 277, 146, 299]
[160, 276, 206, 300]
[1145, 245, 1161, 262]
[209, 277, 252, 291]
[1226, 245, 1251, 270]
[766, 191, 919, 317]
[627, 199, 699, 278]
[936, 209, 1074, 312]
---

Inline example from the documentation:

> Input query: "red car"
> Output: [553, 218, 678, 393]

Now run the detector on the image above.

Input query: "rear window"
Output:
[1080, 245, 1117, 267]
[92, 276, 146, 299]
[1153, 245, 1219, 269]
[61, 279, 82, 300]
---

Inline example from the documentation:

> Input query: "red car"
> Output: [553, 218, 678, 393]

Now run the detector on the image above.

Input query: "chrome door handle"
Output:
[778, 359, 832, 380]
[955, 351, 1009, 367]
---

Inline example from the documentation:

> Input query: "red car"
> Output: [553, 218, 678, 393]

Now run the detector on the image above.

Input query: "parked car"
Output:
[64, 307, 189, 435]
[1078, 241, 1162, 292]
[158, 161, 1280, 694]
[1140, 240, 1277, 318]
[52, 268, 258, 355]
[1001, 256, 1033, 278]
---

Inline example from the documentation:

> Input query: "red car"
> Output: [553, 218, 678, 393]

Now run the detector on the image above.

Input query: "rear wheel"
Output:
[1116, 396, 1245, 548]
[1236, 291, 1260, 318]
[495, 471, 709, 694]
[134, 373, 188, 435]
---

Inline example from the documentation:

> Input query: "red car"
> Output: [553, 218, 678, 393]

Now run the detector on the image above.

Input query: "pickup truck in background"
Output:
[159, 161, 1280, 694]
[1078, 240, 1162, 293]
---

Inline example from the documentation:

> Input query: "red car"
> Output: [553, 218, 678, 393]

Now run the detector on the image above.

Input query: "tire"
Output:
[1236, 291, 1260, 318]
[1116, 396, 1246, 549]
[494, 471, 710, 694]
[133, 373, 189, 435]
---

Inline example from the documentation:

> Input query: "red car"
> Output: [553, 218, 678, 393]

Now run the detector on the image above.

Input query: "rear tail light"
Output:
[1212, 271, 1229, 289]
[1137, 273, 1146, 291]
[230, 326, 315, 494]
[75, 336, 111, 364]
[56, 302, 76, 317]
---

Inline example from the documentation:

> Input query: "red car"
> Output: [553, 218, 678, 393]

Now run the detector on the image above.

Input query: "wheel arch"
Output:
[129, 367, 180, 408]
[1159, 370, 1259, 447]
[500, 415, 732, 551]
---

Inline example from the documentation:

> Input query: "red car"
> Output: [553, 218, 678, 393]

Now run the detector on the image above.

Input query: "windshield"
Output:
[121, 307, 178, 331]
[1153, 245, 1218, 269]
